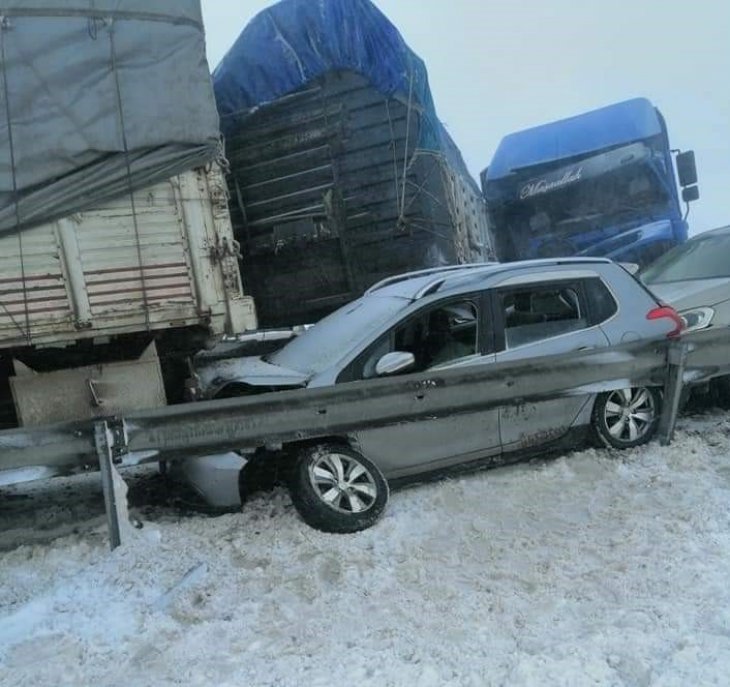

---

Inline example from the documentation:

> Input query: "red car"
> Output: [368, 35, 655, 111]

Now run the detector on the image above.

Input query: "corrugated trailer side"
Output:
[0, 165, 254, 347]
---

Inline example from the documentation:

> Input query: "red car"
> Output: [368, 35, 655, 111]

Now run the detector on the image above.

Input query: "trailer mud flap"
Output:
[10, 341, 166, 427]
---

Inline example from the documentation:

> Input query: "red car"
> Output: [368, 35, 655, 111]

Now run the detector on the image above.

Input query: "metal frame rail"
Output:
[2, 330, 729, 549]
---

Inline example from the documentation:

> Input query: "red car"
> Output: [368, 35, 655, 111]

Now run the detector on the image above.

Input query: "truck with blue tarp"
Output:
[481, 98, 699, 266]
[213, 0, 491, 327]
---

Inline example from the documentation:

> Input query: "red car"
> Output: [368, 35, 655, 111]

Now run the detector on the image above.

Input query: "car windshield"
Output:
[266, 295, 410, 375]
[641, 232, 730, 283]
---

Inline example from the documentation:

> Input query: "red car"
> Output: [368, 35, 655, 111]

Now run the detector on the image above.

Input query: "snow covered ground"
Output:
[2, 412, 730, 687]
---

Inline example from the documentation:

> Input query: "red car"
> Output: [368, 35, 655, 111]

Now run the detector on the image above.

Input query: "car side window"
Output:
[338, 298, 481, 382]
[500, 283, 587, 349]
[418, 301, 479, 369]
[584, 277, 618, 324]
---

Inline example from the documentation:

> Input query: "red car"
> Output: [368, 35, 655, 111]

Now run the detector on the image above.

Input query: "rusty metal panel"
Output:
[10, 342, 166, 427]
[0, 222, 72, 342]
[0, 166, 256, 350]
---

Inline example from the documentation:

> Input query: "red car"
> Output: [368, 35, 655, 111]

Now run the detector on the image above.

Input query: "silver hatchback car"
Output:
[180, 258, 681, 532]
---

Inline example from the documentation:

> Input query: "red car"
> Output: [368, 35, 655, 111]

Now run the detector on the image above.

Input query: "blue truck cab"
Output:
[481, 98, 699, 266]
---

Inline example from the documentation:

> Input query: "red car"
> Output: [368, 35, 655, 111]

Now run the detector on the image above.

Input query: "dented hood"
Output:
[195, 356, 310, 397]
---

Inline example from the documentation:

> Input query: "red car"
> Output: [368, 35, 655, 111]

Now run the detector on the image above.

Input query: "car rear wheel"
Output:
[591, 386, 661, 449]
[289, 444, 389, 533]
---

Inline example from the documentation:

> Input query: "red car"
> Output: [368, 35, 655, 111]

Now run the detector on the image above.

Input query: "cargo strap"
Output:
[399, 68, 415, 222]
[106, 18, 151, 332]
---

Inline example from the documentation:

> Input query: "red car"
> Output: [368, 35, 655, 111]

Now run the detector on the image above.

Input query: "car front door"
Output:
[336, 293, 501, 480]
[493, 278, 611, 451]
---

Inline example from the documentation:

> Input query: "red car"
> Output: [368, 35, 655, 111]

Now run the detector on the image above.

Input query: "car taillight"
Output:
[647, 305, 684, 338]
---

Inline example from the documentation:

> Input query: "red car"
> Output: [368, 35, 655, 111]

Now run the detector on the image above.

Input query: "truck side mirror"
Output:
[676, 151, 698, 187]
[682, 185, 700, 203]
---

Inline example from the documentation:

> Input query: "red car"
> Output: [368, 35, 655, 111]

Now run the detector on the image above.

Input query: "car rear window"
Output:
[584, 278, 618, 324]
[500, 284, 586, 349]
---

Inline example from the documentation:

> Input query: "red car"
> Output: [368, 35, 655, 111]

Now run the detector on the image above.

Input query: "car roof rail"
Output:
[365, 262, 497, 295]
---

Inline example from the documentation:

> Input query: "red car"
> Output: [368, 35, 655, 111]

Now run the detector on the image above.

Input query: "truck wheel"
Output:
[289, 444, 389, 533]
[591, 387, 661, 449]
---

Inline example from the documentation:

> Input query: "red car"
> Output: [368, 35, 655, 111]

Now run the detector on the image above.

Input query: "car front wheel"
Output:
[591, 387, 661, 449]
[289, 444, 389, 533]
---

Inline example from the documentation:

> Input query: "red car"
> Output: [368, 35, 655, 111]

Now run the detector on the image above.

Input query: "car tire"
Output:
[591, 386, 662, 449]
[289, 444, 389, 533]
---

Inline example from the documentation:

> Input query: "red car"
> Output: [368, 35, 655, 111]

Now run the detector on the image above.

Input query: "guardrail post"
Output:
[95, 419, 129, 550]
[658, 341, 689, 446]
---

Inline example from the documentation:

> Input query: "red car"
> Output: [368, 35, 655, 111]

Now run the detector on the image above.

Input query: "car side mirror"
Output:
[676, 150, 698, 188]
[375, 351, 415, 377]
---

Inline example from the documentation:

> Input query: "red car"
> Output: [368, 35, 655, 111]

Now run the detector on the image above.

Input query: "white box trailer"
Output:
[0, 2, 258, 428]
[0, 165, 257, 427]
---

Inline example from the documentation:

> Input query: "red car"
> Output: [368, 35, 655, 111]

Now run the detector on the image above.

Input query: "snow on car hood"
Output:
[195, 356, 309, 397]
[649, 277, 730, 311]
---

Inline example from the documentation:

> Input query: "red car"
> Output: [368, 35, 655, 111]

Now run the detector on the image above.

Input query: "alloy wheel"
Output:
[603, 387, 657, 443]
[308, 451, 378, 514]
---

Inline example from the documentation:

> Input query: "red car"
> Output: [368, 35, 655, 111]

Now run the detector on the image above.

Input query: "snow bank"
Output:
[1, 414, 730, 686]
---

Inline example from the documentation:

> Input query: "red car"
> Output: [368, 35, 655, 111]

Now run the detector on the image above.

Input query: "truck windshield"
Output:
[266, 295, 409, 376]
[488, 150, 675, 263]
[497, 164, 670, 242]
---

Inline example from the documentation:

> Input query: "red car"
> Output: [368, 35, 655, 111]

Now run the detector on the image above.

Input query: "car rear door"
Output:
[492, 276, 611, 451]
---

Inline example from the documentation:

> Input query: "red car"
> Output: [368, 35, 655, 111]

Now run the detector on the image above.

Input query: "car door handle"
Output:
[576, 346, 596, 352]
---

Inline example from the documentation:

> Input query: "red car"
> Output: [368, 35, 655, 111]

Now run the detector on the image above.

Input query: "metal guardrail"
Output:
[2, 328, 729, 548]
[682, 326, 730, 379]
[1, 339, 669, 473]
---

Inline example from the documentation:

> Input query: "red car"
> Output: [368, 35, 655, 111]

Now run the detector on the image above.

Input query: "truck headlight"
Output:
[680, 306, 714, 332]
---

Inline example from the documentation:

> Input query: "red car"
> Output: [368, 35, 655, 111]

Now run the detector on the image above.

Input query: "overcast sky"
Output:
[201, 0, 729, 236]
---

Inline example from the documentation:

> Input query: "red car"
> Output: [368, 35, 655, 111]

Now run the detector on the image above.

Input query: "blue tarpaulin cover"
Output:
[486, 98, 663, 182]
[213, 0, 468, 175]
